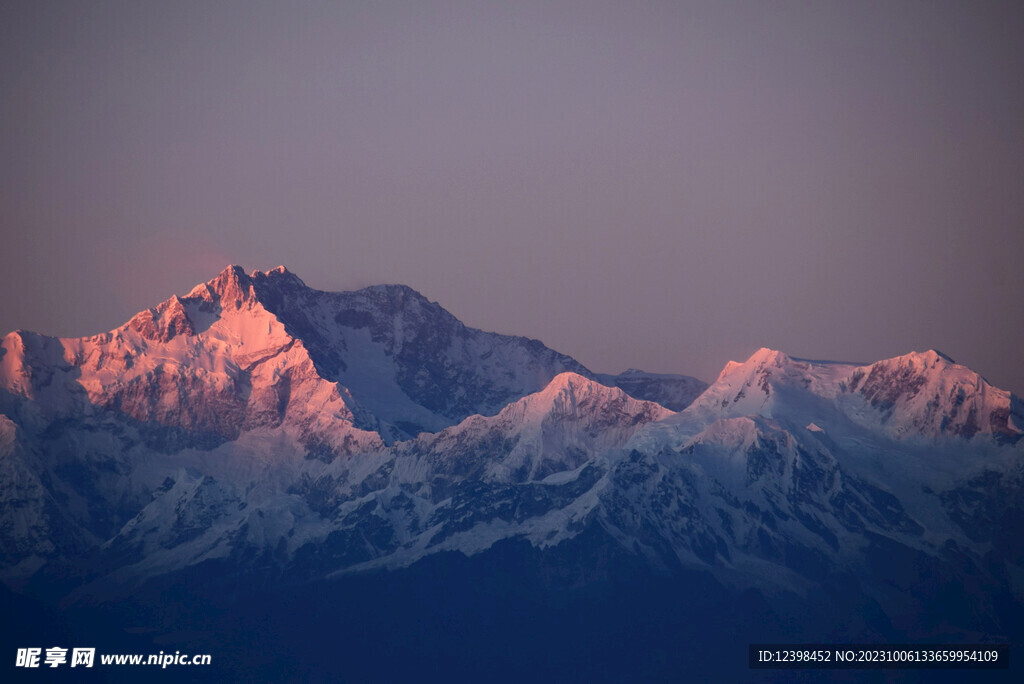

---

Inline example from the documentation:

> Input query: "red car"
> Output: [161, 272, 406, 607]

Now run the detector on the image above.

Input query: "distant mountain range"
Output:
[2, 265, 1021, 681]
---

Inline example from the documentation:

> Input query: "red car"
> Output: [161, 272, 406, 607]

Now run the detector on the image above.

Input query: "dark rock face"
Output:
[261, 279, 594, 431]
[853, 363, 929, 412]
[128, 296, 196, 343]
[99, 366, 250, 445]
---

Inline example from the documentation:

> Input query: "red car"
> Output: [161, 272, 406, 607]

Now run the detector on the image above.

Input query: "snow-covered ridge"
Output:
[403, 372, 673, 485]
[2, 269, 1018, 452]
[848, 350, 1020, 439]
[0, 266, 704, 450]
[2, 265, 1023, 609]
[683, 347, 1021, 442]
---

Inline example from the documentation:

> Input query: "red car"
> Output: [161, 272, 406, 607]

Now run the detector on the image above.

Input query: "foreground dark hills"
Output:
[1, 266, 1022, 681]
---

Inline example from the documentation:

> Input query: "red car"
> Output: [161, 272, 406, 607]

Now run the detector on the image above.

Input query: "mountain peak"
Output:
[747, 347, 791, 366]
[925, 348, 954, 363]
[518, 372, 673, 423]
[851, 350, 963, 394]
[252, 265, 307, 290]
[184, 265, 311, 310]
[216, 264, 248, 281]
[207, 264, 255, 307]
[127, 293, 195, 342]
[357, 283, 430, 304]
[897, 348, 955, 367]
[843, 350, 1019, 440]
[540, 371, 600, 396]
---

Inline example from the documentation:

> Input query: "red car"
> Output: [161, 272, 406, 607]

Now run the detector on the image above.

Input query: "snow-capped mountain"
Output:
[1, 266, 1022, 681]
[680, 346, 1022, 443]
[0, 266, 702, 584]
[69, 371, 672, 599]
[3, 265, 600, 445]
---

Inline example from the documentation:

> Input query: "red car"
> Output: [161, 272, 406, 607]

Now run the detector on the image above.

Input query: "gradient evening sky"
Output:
[2, 1, 1022, 392]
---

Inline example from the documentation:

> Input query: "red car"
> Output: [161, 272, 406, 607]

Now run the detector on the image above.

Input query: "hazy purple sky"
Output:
[2, 1, 1023, 392]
